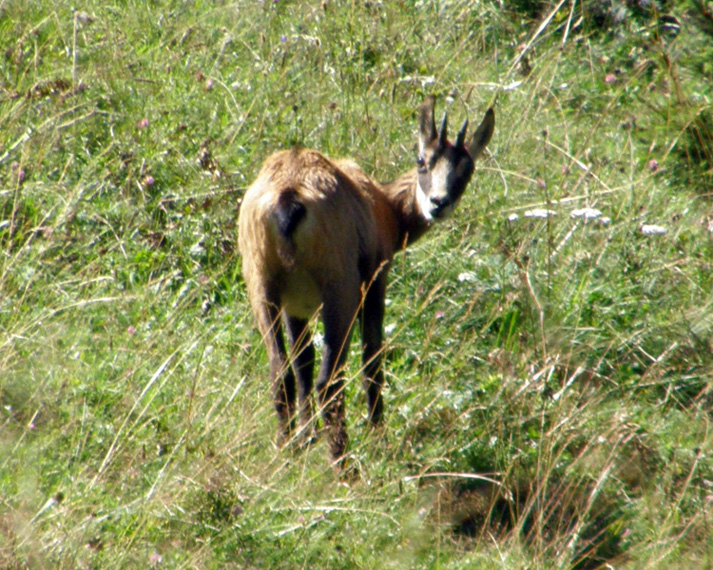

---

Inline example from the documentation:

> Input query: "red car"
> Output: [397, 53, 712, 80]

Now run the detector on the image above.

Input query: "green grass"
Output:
[2, 0, 713, 568]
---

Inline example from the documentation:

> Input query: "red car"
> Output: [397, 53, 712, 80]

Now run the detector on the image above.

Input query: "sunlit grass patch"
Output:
[1, 0, 713, 568]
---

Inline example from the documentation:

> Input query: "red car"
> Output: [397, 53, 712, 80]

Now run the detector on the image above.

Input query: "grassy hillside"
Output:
[2, 0, 713, 568]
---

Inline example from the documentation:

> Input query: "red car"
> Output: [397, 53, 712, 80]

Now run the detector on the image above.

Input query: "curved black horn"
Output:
[455, 118, 469, 149]
[438, 110, 448, 147]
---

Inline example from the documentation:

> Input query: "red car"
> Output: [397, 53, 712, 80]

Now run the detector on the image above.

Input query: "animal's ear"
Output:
[419, 96, 437, 155]
[468, 108, 495, 161]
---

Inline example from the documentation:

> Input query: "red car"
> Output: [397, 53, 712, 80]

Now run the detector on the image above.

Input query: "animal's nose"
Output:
[430, 195, 451, 214]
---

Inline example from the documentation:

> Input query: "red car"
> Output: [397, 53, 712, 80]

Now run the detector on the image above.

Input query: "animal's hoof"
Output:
[336, 460, 360, 483]
[276, 432, 293, 449]
[297, 432, 318, 450]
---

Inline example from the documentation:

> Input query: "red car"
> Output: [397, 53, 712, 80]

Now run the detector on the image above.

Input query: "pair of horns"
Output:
[421, 96, 473, 150]
[420, 96, 495, 158]
[437, 111, 468, 149]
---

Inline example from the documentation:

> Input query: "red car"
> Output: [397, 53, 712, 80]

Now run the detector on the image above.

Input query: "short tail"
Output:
[270, 189, 306, 264]
[271, 189, 306, 239]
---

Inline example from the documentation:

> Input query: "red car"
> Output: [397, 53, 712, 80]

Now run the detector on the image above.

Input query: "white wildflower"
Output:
[524, 209, 557, 219]
[599, 217, 612, 226]
[503, 80, 523, 92]
[400, 75, 435, 87]
[640, 224, 667, 236]
[189, 239, 205, 257]
[384, 323, 397, 336]
[458, 272, 477, 283]
[507, 213, 519, 222]
[571, 207, 603, 220]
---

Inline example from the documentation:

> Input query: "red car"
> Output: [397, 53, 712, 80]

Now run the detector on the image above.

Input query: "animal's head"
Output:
[416, 96, 495, 222]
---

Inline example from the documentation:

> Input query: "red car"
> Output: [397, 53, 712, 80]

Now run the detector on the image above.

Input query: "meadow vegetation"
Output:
[1, 0, 713, 568]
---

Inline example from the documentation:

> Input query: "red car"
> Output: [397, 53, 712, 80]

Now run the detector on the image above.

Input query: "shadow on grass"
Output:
[440, 476, 628, 569]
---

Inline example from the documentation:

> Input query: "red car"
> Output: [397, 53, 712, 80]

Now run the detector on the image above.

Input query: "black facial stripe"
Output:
[446, 160, 475, 201]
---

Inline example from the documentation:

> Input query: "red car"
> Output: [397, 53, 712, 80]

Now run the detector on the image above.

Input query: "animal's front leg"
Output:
[361, 277, 387, 425]
[315, 290, 358, 465]
[285, 315, 315, 440]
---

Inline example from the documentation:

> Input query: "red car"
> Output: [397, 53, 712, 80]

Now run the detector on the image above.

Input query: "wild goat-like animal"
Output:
[238, 97, 494, 466]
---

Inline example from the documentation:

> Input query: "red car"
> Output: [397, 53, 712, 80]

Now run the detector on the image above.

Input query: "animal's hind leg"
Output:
[253, 298, 296, 444]
[285, 315, 315, 438]
[315, 288, 359, 465]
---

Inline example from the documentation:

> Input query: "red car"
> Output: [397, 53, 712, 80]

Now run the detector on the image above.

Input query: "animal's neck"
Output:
[383, 169, 432, 250]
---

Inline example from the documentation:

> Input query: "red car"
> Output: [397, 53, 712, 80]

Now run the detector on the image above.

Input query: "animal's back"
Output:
[238, 148, 380, 318]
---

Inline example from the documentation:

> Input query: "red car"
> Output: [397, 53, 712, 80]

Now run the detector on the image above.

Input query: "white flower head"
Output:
[503, 80, 523, 92]
[524, 209, 557, 219]
[571, 207, 603, 220]
[313, 331, 325, 349]
[640, 224, 667, 236]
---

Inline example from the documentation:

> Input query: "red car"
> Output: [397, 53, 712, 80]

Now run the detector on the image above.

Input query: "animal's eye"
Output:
[417, 156, 426, 168]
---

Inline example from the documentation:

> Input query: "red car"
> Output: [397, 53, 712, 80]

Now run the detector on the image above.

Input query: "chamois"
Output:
[238, 97, 494, 466]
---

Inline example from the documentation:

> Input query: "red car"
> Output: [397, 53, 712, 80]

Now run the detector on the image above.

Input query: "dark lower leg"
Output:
[317, 377, 348, 461]
[257, 300, 296, 443]
[286, 316, 315, 431]
[271, 360, 296, 441]
[361, 279, 386, 425]
[316, 295, 357, 464]
[362, 353, 384, 425]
